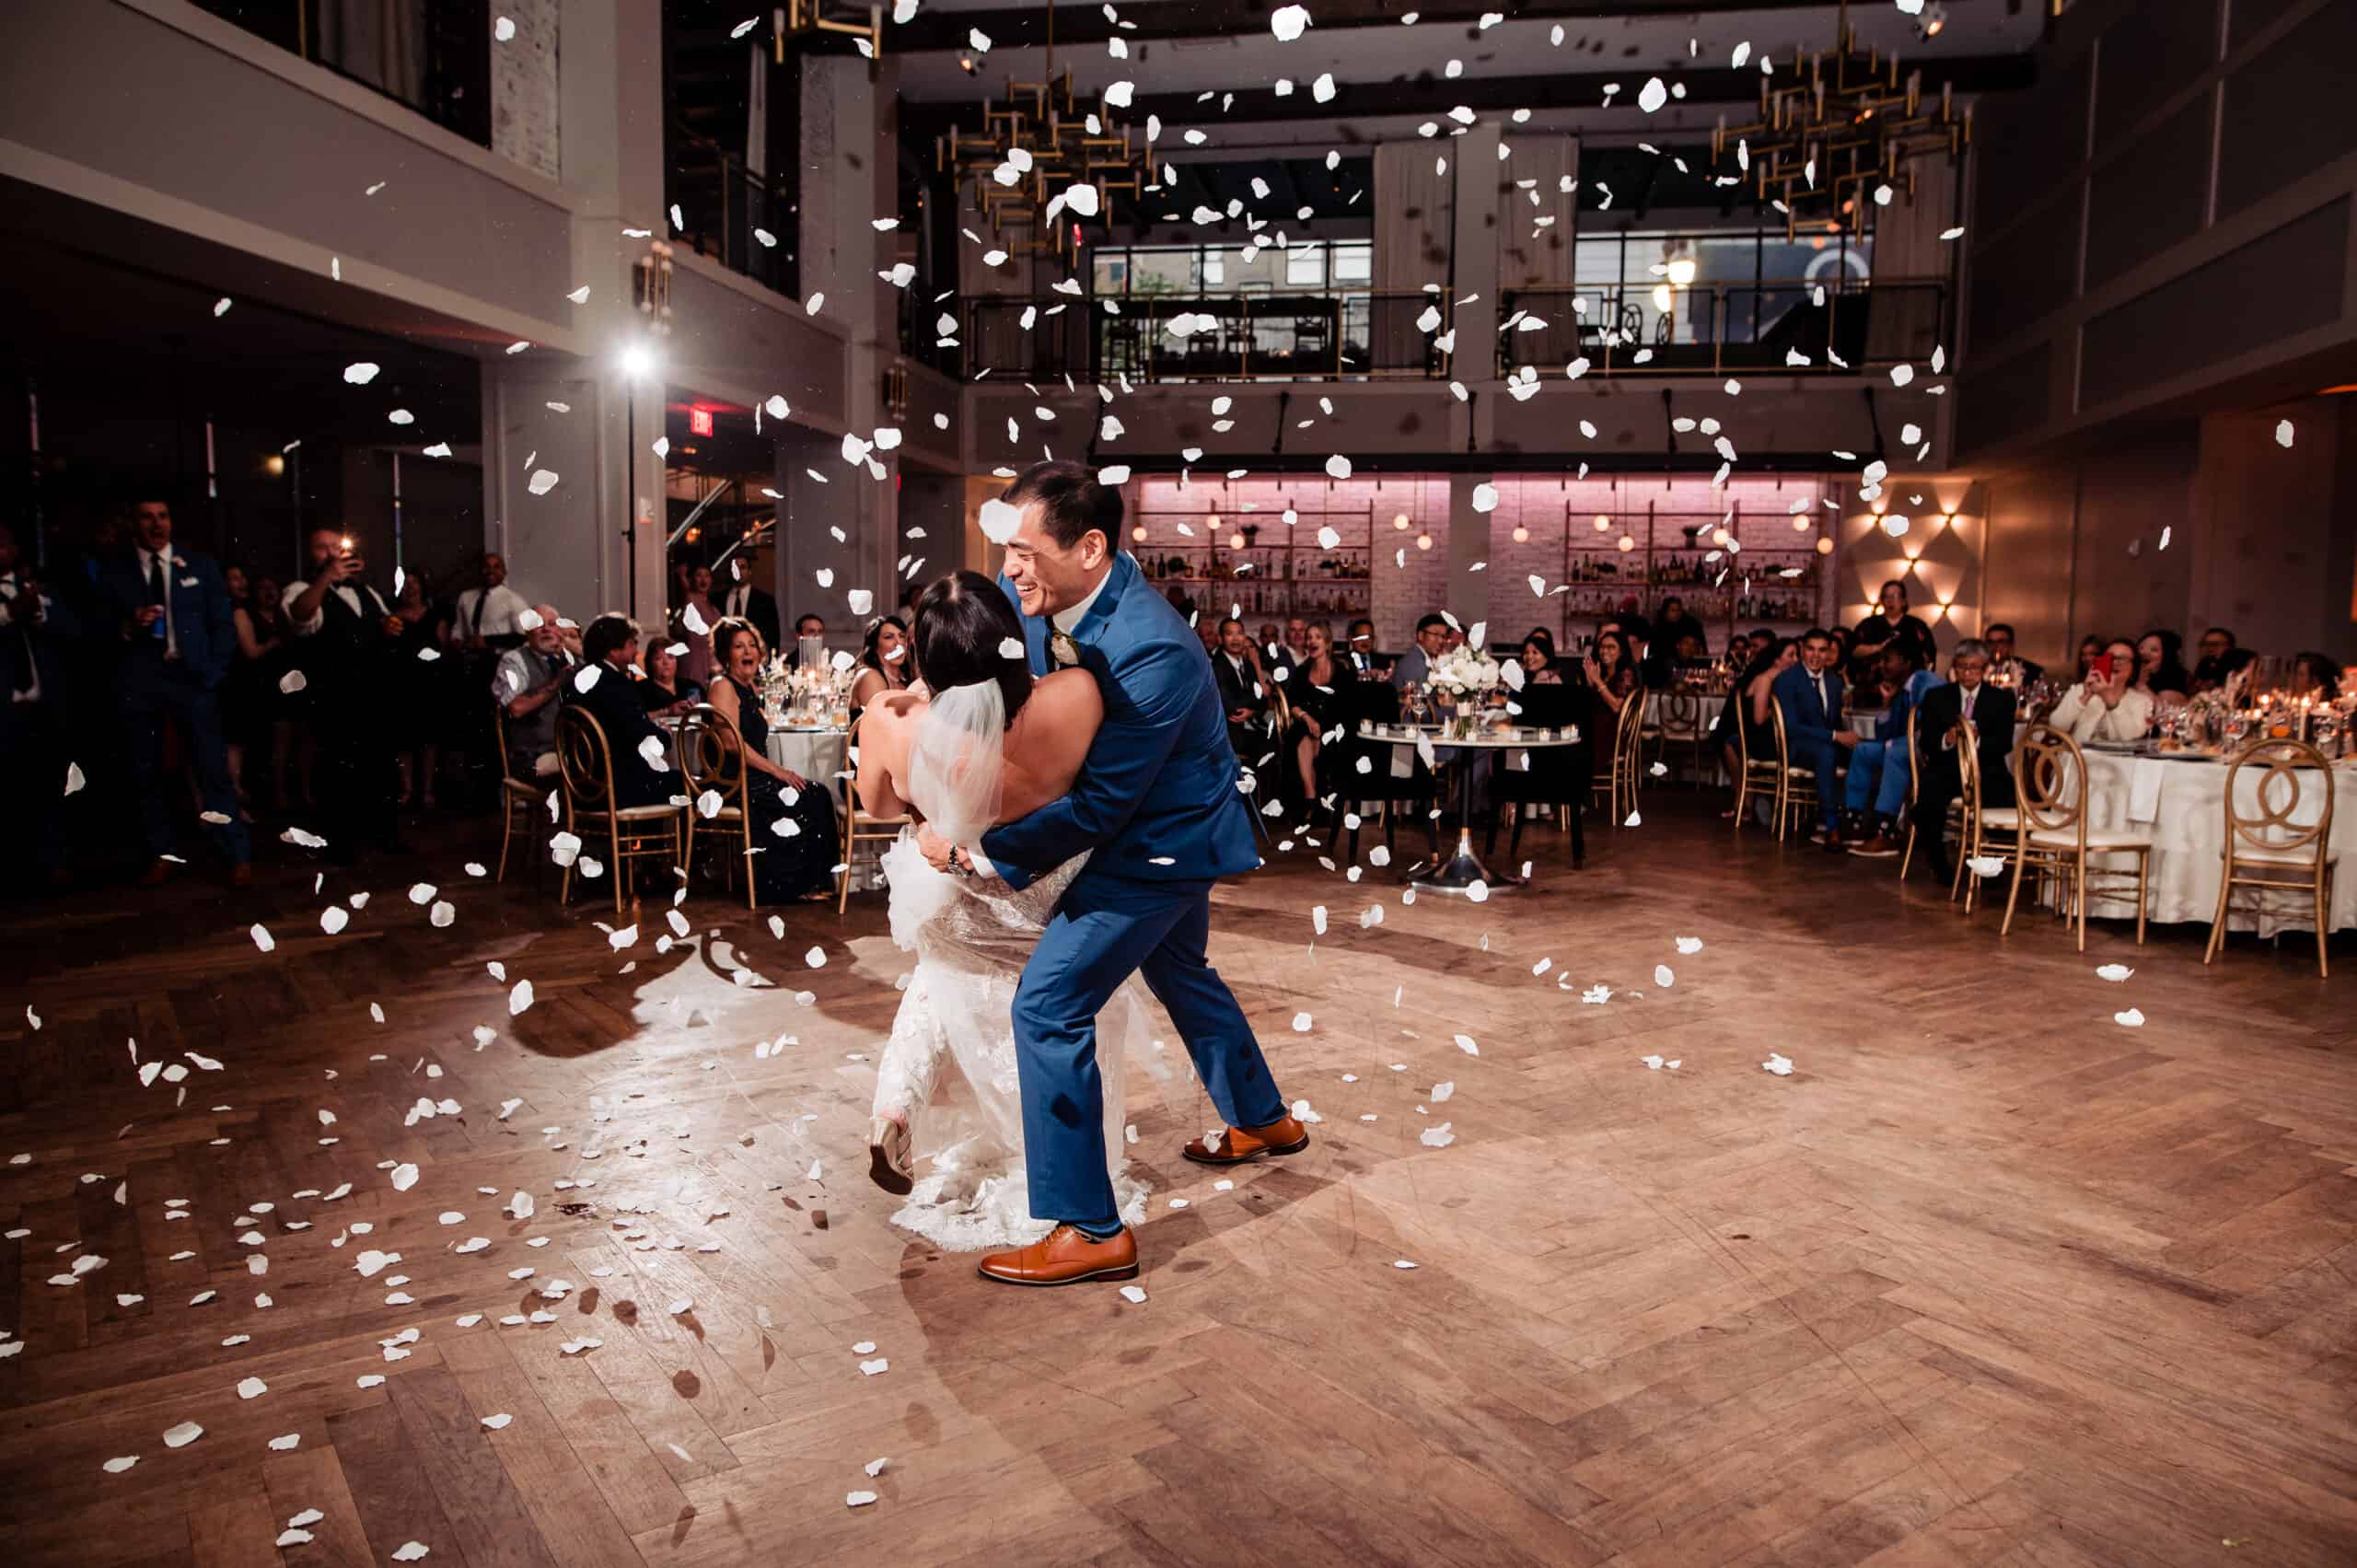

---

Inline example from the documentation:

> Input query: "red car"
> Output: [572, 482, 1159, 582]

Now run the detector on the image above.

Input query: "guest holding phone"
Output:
[2049, 637, 2153, 744]
[285, 527, 406, 865]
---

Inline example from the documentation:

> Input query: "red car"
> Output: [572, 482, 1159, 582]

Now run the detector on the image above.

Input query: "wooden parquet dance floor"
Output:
[4, 801, 2355, 1567]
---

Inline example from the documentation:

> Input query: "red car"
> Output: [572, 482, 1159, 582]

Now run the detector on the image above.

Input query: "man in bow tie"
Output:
[99, 495, 250, 886]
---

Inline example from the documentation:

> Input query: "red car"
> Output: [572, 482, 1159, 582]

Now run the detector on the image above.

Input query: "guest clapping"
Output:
[1581, 627, 1642, 716]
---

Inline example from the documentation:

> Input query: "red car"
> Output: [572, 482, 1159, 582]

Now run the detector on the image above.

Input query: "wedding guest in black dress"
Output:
[1282, 621, 1349, 810]
[705, 617, 839, 901]
[638, 639, 703, 717]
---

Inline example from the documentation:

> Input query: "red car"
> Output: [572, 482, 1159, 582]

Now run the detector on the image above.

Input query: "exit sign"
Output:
[688, 407, 714, 437]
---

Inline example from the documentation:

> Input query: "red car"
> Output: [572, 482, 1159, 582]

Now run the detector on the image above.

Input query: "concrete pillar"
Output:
[897, 471, 969, 585]
[1446, 473, 1492, 643]
[1448, 122, 1503, 389]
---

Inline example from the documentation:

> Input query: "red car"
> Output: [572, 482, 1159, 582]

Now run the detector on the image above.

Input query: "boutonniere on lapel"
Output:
[1051, 629, 1082, 668]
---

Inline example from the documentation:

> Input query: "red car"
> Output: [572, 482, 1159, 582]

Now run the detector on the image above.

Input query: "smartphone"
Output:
[2088, 654, 2115, 682]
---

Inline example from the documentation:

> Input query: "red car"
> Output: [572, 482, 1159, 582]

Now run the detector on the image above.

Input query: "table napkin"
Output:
[2126, 759, 2166, 823]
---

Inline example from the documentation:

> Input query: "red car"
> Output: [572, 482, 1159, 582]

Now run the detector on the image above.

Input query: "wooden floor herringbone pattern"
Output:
[3, 800, 2354, 1566]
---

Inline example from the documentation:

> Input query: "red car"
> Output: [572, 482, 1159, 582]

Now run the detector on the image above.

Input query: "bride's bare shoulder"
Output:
[865, 690, 927, 731]
[1025, 668, 1103, 732]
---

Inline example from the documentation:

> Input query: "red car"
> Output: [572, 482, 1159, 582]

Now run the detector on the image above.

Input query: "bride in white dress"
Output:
[853, 571, 1167, 1251]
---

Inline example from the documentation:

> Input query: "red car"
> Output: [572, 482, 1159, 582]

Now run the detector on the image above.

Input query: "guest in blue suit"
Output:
[98, 496, 251, 884]
[918, 461, 1302, 1289]
[1843, 643, 1945, 858]
[1771, 626, 1860, 848]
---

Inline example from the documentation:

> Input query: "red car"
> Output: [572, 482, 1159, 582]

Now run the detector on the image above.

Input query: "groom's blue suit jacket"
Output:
[981, 552, 1262, 892]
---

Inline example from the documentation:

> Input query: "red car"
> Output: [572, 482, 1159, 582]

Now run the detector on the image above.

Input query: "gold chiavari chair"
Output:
[1594, 687, 1650, 827]
[554, 707, 687, 916]
[1948, 716, 2020, 912]
[839, 714, 910, 914]
[675, 703, 756, 910]
[2205, 738, 2339, 978]
[2001, 723, 2154, 951]
[492, 700, 548, 883]
[1760, 700, 1820, 841]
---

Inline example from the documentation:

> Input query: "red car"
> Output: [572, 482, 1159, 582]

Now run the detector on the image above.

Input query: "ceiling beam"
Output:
[891, 0, 1852, 55]
[899, 53, 2034, 139]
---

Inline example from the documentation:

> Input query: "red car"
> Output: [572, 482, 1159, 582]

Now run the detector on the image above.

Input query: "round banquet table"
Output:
[1364, 722, 1584, 894]
[2073, 751, 2357, 935]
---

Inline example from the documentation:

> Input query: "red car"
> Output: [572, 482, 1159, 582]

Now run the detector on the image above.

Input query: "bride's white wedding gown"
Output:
[871, 834, 1160, 1249]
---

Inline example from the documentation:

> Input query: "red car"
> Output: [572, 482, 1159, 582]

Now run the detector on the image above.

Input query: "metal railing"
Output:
[665, 122, 798, 300]
[190, 0, 491, 146]
[1497, 279, 1950, 377]
[944, 291, 1451, 383]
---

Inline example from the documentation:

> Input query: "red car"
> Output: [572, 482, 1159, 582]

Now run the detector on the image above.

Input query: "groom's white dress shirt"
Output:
[967, 567, 1113, 877]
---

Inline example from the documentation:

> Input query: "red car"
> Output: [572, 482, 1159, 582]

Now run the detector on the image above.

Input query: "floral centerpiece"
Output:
[1422, 643, 1504, 738]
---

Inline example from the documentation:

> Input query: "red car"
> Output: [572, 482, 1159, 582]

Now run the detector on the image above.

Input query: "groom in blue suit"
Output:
[919, 460, 1306, 1287]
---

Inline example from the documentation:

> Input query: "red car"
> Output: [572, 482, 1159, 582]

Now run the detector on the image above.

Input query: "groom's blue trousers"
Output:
[1011, 873, 1288, 1231]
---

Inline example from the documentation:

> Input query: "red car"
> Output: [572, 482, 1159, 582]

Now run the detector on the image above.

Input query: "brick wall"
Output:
[493, 0, 560, 181]
[1132, 471, 1838, 655]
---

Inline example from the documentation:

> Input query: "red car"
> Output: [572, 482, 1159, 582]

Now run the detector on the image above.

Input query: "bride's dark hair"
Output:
[912, 570, 1033, 726]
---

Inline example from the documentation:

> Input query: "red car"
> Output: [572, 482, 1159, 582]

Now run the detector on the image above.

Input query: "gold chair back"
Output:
[2221, 738, 2334, 859]
[2012, 723, 2085, 838]
[556, 705, 618, 819]
[675, 703, 747, 813]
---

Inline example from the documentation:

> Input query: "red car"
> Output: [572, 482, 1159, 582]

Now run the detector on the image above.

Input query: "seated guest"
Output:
[1771, 628, 1859, 847]
[1389, 612, 1449, 698]
[1254, 621, 1282, 660]
[1343, 617, 1388, 680]
[1855, 578, 1938, 668]
[2135, 629, 2191, 710]
[1844, 644, 1944, 858]
[1911, 638, 2017, 885]
[2191, 626, 2255, 694]
[784, 611, 826, 668]
[1519, 631, 1565, 685]
[0, 518, 81, 892]
[638, 639, 702, 718]
[1580, 627, 1642, 718]
[451, 552, 531, 652]
[2290, 650, 2347, 701]
[2049, 638, 2153, 743]
[848, 615, 911, 719]
[2073, 634, 2104, 683]
[495, 603, 580, 778]
[1716, 635, 1796, 815]
[1646, 596, 1709, 680]
[1213, 617, 1268, 756]
[563, 612, 674, 807]
[1982, 622, 2044, 688]
[1284, 622, 1348, 811]
[705, 617, 841, 901]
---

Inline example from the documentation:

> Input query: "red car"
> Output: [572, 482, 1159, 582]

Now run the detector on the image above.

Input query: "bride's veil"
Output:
[904, 678, 1005, 844]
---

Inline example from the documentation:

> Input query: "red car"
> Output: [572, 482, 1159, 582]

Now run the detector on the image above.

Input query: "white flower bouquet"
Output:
[1423, 644, 1503, 697]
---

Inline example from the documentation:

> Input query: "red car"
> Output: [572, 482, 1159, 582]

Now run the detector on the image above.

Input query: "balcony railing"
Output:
[1497, 279, 1950, 377]
[665, 122, 798, 300]
[926, 292, 1451, 383]
[190, 0, 491, 146]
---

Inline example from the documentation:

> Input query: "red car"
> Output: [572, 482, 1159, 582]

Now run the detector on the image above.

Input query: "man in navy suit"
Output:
[563, 612, 676, 807]
[1771, 626, 1860, 848]
[99, 496, 250, 884]
[918, 461, 1300, 1288]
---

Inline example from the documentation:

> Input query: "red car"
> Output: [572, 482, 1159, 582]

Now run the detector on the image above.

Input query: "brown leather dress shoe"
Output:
[977, 1225, 1138, 1287]
[227, 863, 254, 889]
[1183, 1113, 1311, 1167]
[137, 858, 176, 888]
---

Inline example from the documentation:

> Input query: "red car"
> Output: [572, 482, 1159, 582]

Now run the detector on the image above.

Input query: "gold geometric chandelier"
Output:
[933, 1, 1151, 258]
[1709, 1, 1971, 238]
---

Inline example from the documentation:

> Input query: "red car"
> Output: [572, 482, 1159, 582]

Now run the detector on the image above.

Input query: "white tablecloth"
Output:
[2076, 753, 2357, 935]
